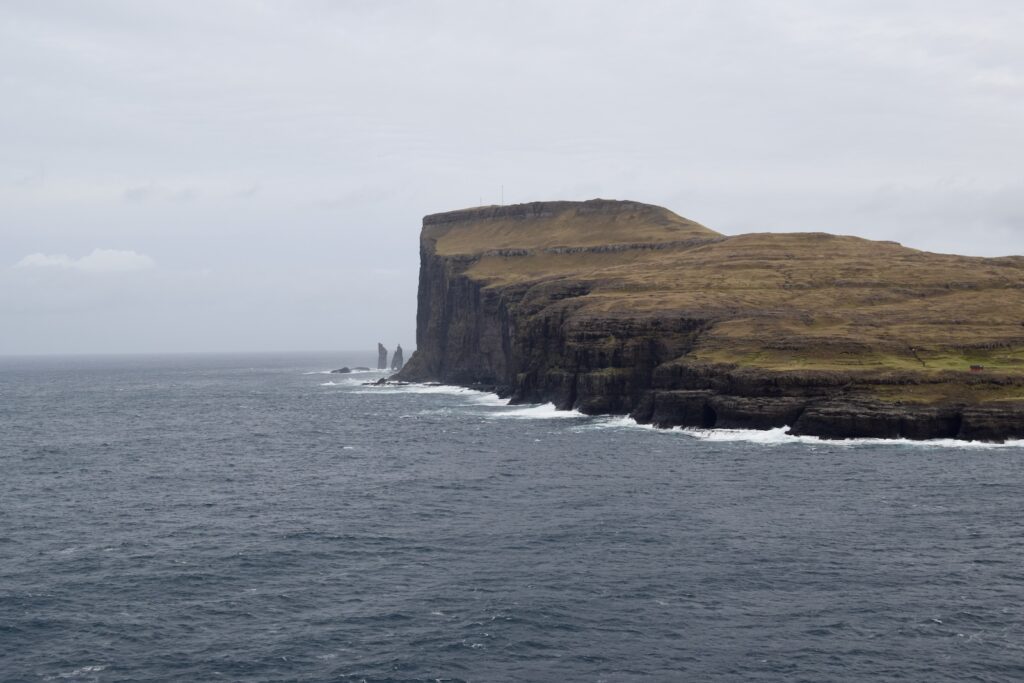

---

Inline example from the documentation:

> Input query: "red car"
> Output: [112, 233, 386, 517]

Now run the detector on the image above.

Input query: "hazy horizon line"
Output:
[0, 348, 409, 359]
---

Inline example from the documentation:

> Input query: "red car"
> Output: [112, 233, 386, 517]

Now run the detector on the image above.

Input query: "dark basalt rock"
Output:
[958, 404, 1024, 442]
[330, 367, 352, 374]
[709, 396, 807, 430]
[377, 343, 388, 370]
[363, 378, 410, 387]
[647, 390, 718, 429]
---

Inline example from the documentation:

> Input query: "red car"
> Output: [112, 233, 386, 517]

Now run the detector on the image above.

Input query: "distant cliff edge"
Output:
[396, 199, 1024, 441]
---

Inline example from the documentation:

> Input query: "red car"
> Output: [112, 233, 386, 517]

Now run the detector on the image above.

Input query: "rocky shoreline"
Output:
[395, 200, 1024, 442]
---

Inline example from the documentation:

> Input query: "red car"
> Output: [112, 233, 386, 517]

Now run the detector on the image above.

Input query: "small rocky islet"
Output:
[393, 199, 1024, 441]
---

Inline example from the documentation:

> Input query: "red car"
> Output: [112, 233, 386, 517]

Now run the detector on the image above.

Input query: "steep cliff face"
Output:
[396, 199, 1024, 441]
[397, 249, 511, 385]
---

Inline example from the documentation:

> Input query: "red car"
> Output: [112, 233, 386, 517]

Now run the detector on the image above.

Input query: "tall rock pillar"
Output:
[391, 344, 404, 371]
[377, 343, 388, 370]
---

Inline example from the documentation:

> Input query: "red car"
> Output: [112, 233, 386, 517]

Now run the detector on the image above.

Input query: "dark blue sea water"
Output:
[3, 352, 1024, 682]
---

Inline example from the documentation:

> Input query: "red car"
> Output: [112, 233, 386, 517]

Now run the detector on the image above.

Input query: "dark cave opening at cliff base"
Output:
[702, 403, 717, 428]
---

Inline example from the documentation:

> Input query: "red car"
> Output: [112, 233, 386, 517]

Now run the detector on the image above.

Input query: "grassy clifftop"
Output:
[428, 200, 1024, 387]
[425, 199, 719, 254]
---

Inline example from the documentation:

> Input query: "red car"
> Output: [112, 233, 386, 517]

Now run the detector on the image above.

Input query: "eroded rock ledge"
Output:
[396, 199, 1024, 441]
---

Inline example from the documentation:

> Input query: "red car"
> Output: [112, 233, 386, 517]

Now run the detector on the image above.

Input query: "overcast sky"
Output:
[2, 1, 1023, 354]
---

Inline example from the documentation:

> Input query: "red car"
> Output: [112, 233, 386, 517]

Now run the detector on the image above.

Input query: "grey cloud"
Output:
[123, 185, 157, 203]
[15, 248, 156, 272]
[1, 0, 1022, 353]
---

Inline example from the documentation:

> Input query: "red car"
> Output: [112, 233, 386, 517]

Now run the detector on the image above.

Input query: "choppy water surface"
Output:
[3, 353, 1024, 682]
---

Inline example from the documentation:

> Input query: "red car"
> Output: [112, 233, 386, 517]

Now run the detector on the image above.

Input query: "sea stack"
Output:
[377, 343, 388, 370]
[394, 199, 1024, 441]
[391, 344, 404, 371]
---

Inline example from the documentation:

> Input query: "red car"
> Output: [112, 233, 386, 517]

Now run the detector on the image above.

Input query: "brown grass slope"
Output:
[425, 199, 1024, 405]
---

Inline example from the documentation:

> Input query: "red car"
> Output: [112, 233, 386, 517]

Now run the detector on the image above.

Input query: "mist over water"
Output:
[3, 353, 1024, 681]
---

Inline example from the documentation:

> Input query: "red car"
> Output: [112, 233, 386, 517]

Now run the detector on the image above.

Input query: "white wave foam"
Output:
[324, 378, 1024, 447]
[571, 416, 1024, 448]
[485, 403, 585, 419]
[575, 415, 661, 431]
[351, 384, 485, 396]
[350, 383, 512, 404]
[680, 426, 822, 445]
[399, 385, 488, 396]
[308, 368, 386, 376]
[319, 374, 393, 387]
[679, 426, 1024, 449]
[45, 665, 108, 680]
[468, 392, 510, 406]
[337, 379, 509, 405]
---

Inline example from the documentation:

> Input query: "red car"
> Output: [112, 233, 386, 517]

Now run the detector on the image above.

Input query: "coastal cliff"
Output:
[396, 200, 1024, 441]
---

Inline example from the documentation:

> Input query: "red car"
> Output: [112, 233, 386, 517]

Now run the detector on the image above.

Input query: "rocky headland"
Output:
[395, 199, 1024, 441]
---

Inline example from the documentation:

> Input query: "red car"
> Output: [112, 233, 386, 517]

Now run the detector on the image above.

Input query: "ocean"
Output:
[2, 352, 1024, 682]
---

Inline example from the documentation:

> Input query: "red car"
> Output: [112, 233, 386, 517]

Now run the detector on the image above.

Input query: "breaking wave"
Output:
[569, 416, 1024, 449]
[351, 384, 499, 397]
[305, 368, 385, 375]
[319, 379, 368, 387]
[345, 381, 585, 417]
[483, 403, 586, 419]
[678, 426, 1024, 448]
[334, 379, 1024, 447]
